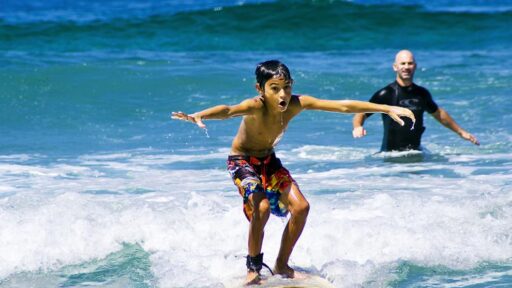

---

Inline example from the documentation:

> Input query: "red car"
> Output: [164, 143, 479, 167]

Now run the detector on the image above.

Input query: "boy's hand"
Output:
[387, 106, 415, 128]
[171, 111, 206, 128]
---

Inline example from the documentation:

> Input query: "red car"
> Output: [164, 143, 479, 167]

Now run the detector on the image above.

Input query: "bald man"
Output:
[352, 50, 479, 152]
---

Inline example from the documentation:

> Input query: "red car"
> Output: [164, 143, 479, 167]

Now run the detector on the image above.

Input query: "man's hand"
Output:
[460, 131, 480, 145]
[171, 111, 206, 129]
[352, 126, 367, 138]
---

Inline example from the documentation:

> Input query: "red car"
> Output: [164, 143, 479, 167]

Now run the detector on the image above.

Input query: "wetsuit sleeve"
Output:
[423, 89, 439, 113]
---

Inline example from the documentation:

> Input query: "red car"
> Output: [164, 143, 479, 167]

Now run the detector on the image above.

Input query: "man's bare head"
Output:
[393, 50, 416, 86]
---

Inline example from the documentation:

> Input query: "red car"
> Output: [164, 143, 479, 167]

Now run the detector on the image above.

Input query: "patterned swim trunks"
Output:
[227, 153, 295, 220]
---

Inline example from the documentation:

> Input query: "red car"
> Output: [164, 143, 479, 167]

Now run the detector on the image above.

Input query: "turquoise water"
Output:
[1, 1, 511, 287]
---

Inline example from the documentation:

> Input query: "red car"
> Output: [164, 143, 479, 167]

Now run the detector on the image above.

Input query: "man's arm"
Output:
[299, 96, 415, 127]
[352, 113, 368, 138]
[431, 108, 480, 145]
[171, 97, 262, 128]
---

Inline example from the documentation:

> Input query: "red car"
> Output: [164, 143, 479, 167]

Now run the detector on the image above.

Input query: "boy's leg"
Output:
[227, 156, 271, 284]
[247, 191, 270, 256]
[274, 182, 310, 277]
[246, 191, 270, 284]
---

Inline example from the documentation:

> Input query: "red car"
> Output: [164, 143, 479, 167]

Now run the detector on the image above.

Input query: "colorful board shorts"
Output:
[227, 153, 295, 220]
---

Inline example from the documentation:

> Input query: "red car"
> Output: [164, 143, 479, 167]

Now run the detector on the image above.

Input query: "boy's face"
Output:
[257, 77, 293, 112]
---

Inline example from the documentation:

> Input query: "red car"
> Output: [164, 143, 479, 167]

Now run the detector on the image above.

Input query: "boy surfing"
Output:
[171, 60, 415, 285]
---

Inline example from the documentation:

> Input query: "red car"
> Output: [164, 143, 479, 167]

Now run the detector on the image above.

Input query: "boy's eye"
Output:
[271, 87, 280, 93]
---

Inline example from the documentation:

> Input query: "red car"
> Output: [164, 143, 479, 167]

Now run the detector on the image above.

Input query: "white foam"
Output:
[0, 149, 510, 287]
[419, 266, 512, 287]
[286, 145, 368, 162]
[0, 154, 35, 162]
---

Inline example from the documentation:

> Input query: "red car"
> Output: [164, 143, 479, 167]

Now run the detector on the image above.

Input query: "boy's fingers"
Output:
[195, 117, 206, 128]
[188, 113, 205, 128]
[171, 112, 182, 119]
[408, 112, 416, 123]
[171, 112, 195, 123]
[390, 113, 405, 126]
[171, 112, 207, 129]
[400, 108, 415, 122]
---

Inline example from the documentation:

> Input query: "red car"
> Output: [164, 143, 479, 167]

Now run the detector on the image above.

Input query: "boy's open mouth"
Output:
[278, 100, 288, 111]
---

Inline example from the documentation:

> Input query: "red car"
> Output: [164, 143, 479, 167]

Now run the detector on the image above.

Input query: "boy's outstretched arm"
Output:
[171, 97, 262, 128]
[299, 96, 415, 126]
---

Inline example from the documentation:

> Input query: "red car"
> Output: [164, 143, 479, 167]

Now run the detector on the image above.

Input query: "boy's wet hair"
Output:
[255, 60, 292, 90]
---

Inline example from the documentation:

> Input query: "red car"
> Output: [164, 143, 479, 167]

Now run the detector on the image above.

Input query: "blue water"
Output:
[1, 1, 511, 287]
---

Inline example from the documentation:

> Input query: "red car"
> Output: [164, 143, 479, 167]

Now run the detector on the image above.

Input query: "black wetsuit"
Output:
[366, 81, 438, 151]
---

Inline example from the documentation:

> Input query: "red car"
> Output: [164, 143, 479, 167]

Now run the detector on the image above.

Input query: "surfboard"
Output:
[257, 271, 335, 288]
[223, 269, 335, 288]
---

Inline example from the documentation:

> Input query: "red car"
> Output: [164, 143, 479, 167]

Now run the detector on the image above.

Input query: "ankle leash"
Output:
[246, 253, 274, 276]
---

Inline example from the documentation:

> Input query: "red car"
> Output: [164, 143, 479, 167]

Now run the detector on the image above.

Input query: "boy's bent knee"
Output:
[291, 200, 309, 218]
[257, 198, 270, 214]
[250, 194, 270, 217]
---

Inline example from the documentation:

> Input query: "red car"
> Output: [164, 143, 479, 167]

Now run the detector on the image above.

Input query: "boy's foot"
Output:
[245, 271, 261, 286]
[273, 264, 294, 278]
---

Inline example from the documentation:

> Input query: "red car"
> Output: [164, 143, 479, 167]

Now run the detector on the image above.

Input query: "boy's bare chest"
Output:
[245, 116, 289, 143]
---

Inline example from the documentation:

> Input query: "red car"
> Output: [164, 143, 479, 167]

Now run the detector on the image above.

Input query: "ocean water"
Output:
[1, 0, 511, 287]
